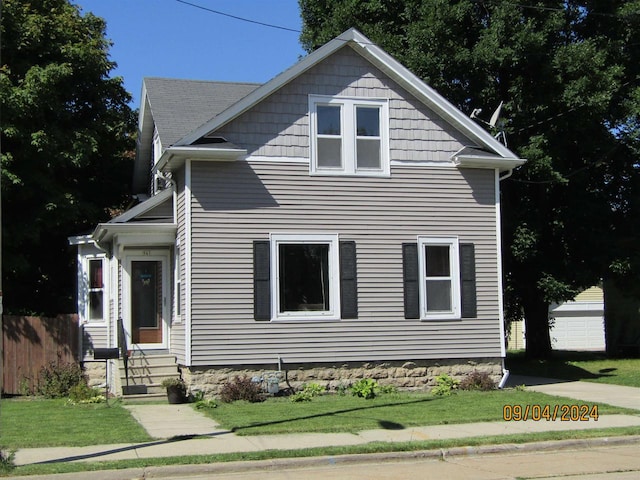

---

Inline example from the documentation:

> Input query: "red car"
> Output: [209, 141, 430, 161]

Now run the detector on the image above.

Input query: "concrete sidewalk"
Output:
[12, 376, 640, 467]
[507, 375, 640, 410]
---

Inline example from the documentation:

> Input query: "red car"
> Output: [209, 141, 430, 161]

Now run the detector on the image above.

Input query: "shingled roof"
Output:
[144, 78, 260, 147]
[133, 78, 260, 193]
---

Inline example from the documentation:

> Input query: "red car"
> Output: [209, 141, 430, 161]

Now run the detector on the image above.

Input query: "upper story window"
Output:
[310, 96, 389, 177]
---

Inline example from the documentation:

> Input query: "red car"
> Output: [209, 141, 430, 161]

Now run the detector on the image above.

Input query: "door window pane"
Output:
[279, 244, 330, 312]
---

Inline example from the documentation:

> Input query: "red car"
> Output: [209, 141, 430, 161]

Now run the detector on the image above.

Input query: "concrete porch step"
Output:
[117, 352, 180, 398]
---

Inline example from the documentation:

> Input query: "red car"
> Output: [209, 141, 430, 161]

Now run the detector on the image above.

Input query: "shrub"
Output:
[219, 376, 264, 403]
[290, 382, 326, 402]
[68, 383, 105, 404]
[194, 398, 218, 409]
[37, 362, 85, 398]
[378, 383, 398, 394]
[459, 371, 496, 391]
[431, 373, 459, 396]
[351, 378, 378, 399]
[336, 382, 350, 396]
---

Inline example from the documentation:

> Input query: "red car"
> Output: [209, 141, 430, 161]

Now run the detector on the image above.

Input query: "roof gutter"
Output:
[452, 152, 526, 173]
[153, 145, 248, 174]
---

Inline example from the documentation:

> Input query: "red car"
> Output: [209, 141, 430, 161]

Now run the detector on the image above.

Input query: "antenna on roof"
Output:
[470, 101, 507, 147]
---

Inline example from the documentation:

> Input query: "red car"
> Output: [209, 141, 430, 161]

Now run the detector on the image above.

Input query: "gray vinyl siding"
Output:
[188, 161, 500, 366]
[81, 324, 109, 360]
[171, 172, 187, 364]
[215, 46, 471, 161]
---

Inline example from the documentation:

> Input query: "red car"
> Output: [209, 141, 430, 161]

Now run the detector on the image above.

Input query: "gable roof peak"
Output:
[175, 28, 519, 160]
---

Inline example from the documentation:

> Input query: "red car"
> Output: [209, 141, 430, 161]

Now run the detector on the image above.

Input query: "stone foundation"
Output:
[181, 358, 503, 397]
[82, 361, 107, 388]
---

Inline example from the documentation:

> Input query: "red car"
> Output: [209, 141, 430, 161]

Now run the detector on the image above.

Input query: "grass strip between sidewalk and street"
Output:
[4, 427, 640, 477]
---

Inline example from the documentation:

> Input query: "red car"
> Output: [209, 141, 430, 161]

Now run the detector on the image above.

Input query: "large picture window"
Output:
[271, 234, 340, 320]
[310, 96, 389, 177]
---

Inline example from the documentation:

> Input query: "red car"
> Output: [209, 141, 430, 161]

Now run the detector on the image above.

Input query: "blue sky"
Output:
[75, 0, 305, 106]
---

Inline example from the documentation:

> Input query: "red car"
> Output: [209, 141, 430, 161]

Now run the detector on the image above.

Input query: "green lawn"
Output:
[507, 351, 640, 387]
[205, 389, 631, 436]
[0, 398, 152, 448]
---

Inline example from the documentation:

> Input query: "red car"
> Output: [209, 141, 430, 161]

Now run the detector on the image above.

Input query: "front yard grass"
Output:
[507, 351, 640, 388]
[0, 398, 152, 448]
[205, 389, 634, 436]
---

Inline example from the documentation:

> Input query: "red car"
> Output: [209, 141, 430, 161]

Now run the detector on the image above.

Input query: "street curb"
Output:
[142, 435, 640, 479]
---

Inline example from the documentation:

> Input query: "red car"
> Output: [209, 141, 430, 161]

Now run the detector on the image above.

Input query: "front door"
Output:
[125, 252, 169, 348]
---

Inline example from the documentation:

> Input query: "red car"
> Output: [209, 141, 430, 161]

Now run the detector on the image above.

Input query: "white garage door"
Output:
[549, 301, 605, 351]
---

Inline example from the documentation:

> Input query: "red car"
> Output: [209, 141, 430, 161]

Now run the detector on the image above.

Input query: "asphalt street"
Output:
[141, 441, 640, 480]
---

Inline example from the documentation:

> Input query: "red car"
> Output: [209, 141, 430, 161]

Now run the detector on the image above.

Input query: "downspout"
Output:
[499, 358, 510, 389]
[499, 169, 513, 181]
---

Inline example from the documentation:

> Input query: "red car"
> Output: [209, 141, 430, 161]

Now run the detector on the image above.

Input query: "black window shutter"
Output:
[459, 243, 477, 318]
[402, 243, 420, 319]
[253, 241, 271, 321]
[339, 241, 358, 319]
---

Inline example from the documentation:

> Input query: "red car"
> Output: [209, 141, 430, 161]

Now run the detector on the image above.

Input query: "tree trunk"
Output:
[523, 293, 552, 359]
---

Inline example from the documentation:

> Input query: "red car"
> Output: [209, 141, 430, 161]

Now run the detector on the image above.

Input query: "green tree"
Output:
[300, 0, 640, 358]
[1, 0, 135, 314]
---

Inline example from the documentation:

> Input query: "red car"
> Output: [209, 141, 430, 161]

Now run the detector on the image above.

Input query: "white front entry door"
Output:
[124, 251, 170, 349]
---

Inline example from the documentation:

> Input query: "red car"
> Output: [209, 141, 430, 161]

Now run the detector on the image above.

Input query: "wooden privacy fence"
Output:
[2, 315, 79, 395]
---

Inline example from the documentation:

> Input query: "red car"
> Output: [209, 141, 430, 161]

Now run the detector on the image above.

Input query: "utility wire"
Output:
[175, 0, 301, 33]
[474, 0, 639, 19]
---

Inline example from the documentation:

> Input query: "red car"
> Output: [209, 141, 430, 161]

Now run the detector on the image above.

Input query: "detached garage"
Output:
[549, 286, 605, 351]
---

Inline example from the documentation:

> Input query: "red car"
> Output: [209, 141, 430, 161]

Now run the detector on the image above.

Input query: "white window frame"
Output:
[309, 95, 390, 177]
[418, 236, 461, 320]
[173, 242, 182, 324]
[83, 254, 108, 323]
[270, 233, 341, 321]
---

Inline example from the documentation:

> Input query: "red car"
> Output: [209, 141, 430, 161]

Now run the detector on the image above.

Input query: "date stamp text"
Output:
[503, 404, 598, 421]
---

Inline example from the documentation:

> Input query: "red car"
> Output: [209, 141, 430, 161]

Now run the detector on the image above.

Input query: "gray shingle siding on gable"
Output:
[213, 46, 472, 160]
[144, 78, 260, 147]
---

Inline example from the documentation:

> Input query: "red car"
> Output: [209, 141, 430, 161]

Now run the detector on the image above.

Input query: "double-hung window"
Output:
[402, 237, 477, 321]
[418, 237, 461, 320]
[310, 96, 389, 176]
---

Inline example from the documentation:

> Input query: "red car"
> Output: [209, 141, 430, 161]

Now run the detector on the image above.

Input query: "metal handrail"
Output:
[117, 318, 129, 387]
